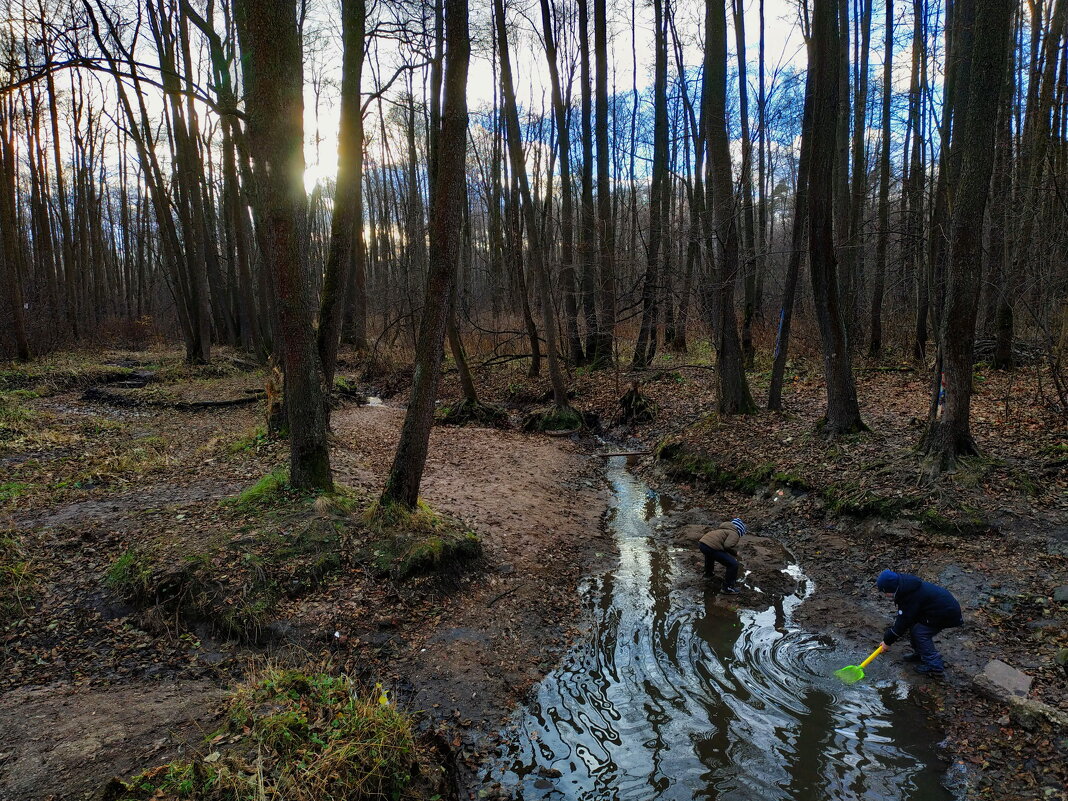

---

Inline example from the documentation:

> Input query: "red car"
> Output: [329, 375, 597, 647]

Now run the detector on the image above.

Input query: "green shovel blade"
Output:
[834, 665, 865, 684]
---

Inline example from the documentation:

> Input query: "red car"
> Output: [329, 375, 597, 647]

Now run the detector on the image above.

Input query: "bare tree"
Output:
[235, 0, 332, 490]
[807, 0, 866, 434]
[380, 0, 469, 509]
[703, 0, 755, 415]
[922, 0, 1015, 469]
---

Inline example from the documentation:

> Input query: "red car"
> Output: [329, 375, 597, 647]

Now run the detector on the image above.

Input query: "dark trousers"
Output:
[699, 545, 738, 588]
[910, 621, 959, 670]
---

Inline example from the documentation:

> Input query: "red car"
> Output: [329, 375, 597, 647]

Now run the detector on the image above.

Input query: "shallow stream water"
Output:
[489, 457, 952, 800]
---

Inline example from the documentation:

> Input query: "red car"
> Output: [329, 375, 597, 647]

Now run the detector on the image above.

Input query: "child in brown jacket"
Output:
[679, 518, 747, 593]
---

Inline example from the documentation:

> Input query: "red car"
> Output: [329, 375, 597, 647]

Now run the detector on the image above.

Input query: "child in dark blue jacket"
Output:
[877, 570, 963, 675]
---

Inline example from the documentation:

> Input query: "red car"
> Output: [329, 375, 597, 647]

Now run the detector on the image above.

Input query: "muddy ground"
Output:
[1, 347, 1065, 800]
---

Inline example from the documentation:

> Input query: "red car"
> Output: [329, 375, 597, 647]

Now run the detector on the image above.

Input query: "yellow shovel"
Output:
[835, 643, 886, 684]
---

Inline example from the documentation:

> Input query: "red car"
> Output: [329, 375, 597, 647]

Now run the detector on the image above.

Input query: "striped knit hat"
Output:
[730, 518, 747, 536]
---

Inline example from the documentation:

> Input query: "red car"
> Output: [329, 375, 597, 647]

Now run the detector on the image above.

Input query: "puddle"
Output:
[487, 457, 952, 800]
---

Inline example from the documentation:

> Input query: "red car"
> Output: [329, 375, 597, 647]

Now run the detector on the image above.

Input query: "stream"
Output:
[488, 456, 953, 800]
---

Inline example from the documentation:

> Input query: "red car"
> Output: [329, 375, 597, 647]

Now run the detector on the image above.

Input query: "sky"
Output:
[302, 0, 813, 189]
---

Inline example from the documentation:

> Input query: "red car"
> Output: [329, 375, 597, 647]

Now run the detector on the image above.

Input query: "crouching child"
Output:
[679, 518, 747, 594]
[877, 569, 963, 676]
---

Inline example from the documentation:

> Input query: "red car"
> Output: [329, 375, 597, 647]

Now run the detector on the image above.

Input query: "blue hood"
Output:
[876, 569, 899, 592]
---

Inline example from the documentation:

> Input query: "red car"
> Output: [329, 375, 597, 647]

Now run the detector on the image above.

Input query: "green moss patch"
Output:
[363, 499, 482, 580]
[435, 398, 509, 427]
[522, 405, 584, 433]
[821, 481, 919, 517]
[916, 507, 992, 537]
[656, 440, 810, 494]
[103, 668, 444, 801]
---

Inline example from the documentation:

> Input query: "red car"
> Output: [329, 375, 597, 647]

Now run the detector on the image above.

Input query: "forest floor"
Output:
[0, 341, 1065, 800]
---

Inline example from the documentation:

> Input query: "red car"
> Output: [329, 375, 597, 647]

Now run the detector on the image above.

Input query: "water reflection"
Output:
[491, 457, 951, 800]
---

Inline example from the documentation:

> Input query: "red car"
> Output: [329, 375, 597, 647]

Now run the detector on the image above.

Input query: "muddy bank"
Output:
[278, 402, 613, 730]
[0, 391, 611, 800]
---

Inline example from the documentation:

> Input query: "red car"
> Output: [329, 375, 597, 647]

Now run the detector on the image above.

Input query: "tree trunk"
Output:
[848, 0, 873, 339]
[236, 0, 332, 491]
[807, 0, 866, 434]
[704, 0, 756, 415]
[318, 0, 366, 387]
[577, 0, 599, 362]
[768, 78, 815, 411]
[868, 0, 892, 356]
[733, 0, 758, 369]
[592, 0, 615, 367]
[494, 0, 570, 408]
[633, 0, 669, 369]
[381, 0, 469, 508]
[923, 0, 1014, 469]
[0, 120, 30, 361]
[539, 0, 584, 366]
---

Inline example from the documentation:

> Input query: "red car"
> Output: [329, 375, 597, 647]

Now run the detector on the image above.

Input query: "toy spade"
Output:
[835, 643, 886, 684]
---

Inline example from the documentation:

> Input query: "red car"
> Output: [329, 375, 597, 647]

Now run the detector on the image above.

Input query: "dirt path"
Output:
[281, 403, 611, 743]
[0, 681, 224, 801]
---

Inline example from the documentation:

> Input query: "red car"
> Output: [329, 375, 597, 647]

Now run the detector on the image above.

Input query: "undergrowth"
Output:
[103, 667, 441, 801]
[0, 354, 132, 395]
[656, 439, 810, 494]
[435, 397, 509, 428]
[227, 467, 294, 511]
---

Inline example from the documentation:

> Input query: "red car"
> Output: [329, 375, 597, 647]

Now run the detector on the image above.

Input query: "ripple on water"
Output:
[489, 457, 952, 801]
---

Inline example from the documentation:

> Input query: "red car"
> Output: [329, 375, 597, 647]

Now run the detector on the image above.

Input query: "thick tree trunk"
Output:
[808, 0, 866, 434]
[704, 0, 756, 415]
[236, 0, 331, 491]
[923, 0, 1014, 469]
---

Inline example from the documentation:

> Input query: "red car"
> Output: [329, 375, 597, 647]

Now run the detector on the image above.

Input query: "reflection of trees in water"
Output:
[494, 461, 948, 800]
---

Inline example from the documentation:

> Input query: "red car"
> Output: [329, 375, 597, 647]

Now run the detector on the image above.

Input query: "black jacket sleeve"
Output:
[884, 607, 916, 645]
